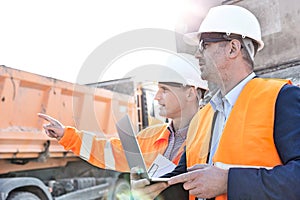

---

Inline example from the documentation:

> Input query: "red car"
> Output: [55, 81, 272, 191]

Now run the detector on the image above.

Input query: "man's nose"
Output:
[154, 91, 161, 100]
[194, 48, 203, 59]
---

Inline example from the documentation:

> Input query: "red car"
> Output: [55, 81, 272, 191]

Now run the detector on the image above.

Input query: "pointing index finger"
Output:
[37, 113, 57, 124]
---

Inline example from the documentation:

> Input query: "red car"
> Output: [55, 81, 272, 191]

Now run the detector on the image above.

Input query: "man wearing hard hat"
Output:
[162, 4, 300, 200]
[38, 53, 208, 192]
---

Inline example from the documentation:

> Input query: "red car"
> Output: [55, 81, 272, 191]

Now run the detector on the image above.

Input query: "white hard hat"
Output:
[163, 53, 209, 91]
[126, 52, 209, 91]
[185, 5, 264, 51]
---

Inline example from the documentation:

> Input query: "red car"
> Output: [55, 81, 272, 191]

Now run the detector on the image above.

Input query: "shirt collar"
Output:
[210, 91, 223, 112]
[210, 72, 256, 112]
[225, 72, 256, 107]
[152, 121, 189, 145]
[167, 121, 189, 139]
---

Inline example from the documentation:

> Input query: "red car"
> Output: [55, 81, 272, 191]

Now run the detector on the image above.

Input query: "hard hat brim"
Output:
[183, 32, 200, 46]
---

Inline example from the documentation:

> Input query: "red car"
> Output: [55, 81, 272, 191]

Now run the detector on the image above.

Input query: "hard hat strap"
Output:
[241, 38, 258, 61]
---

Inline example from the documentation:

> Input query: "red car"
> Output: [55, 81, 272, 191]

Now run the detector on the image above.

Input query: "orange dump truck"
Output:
[0, 65, 153, 200]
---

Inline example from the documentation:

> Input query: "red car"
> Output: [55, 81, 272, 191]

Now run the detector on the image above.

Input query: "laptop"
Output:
[116, 114, 170, 182]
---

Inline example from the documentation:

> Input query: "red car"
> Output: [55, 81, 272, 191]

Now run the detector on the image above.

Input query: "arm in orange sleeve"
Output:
[58, 126, 107, 169]
[58, 126, 167, 172]
[58, 126, 84, 155]
[58, 126, 130, 171]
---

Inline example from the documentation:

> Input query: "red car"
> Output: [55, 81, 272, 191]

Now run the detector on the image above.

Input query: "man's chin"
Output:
[158, 111, 167, 118]
[201, 74, 208, 81]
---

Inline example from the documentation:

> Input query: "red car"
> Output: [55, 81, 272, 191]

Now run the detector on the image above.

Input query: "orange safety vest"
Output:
[186, 78, 290, 200]
[59, 123, 185, 172]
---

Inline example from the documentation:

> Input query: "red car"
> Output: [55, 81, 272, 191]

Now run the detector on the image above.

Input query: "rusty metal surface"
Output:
[0, 65, 137, 164]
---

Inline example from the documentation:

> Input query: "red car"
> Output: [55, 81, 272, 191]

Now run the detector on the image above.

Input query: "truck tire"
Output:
[7, 191, 40, 200]
[112, 179, 131, 200]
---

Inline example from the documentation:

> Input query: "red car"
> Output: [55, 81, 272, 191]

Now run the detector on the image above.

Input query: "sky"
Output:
[0, 0, 190, 83]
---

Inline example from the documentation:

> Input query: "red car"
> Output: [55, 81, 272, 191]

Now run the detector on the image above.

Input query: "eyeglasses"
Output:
[198, 38, 231, 53]
[198, 33, 245, 53]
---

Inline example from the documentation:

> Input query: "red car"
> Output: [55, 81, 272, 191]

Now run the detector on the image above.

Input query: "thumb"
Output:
[130, 167, 147, 180]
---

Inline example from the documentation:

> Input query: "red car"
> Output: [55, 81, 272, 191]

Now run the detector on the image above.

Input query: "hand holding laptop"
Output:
[130, 167, 169, 200]
[116, 114, 172, 182]
[116, 115, 174, 199]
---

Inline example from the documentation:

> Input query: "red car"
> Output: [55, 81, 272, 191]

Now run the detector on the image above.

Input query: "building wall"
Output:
[176, 0, 300, 84]
[231, 0, 300, 84]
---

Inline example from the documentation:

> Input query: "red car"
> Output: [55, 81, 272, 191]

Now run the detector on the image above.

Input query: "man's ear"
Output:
[186, 87, 196, 101]
[228, 39, 242, 58]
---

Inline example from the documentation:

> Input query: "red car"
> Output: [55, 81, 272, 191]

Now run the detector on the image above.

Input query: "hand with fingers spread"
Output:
[130, 167, 168, 200]
[168, 164, 228, 199]
[38, 113, 65, 140]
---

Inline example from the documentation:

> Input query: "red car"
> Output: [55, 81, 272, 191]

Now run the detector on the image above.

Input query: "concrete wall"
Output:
[176, 0, 300, 84]
[232, 0, 300, 68]
[231, 0, 300, 84]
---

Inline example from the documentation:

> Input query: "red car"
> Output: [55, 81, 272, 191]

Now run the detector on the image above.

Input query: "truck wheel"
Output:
[113, 179, 131, 200]
[7, 191, 40, 200]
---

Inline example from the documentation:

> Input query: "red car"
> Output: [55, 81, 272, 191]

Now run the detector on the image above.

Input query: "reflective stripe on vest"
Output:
[80, 131, 116, 170]
[214, 162, 274, 170]
[104, 140, 116, 170]
[79, 131, 95, 160]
